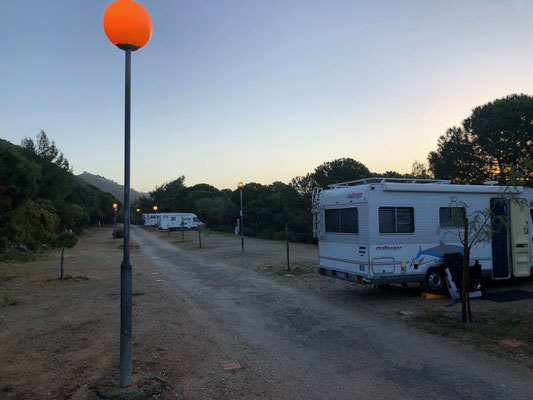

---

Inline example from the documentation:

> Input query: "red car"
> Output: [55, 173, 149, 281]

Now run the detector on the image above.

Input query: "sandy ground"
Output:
[1, 227, 268, 399]
[1, 226, 532, 399]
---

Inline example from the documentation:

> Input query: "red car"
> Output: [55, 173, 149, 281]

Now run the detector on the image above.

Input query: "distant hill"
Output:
[78, 172, 149, 203]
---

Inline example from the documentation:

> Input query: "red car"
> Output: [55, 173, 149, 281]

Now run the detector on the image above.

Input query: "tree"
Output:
[291, 158, 371, 195]
[51, 231, 78, 280]
[380, 170, 408, 178]
[21, 130, 71, 172]
[150, 176, 186, 211]
[464, 94, 533, 185]
[428, 127, 494, 183]
[1, 138, 116, 255]
[410, 160, 431, 179]
[428, 94, 533, 186]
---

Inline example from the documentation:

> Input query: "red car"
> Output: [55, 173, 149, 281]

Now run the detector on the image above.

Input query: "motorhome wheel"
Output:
[422, 269, 445, 294]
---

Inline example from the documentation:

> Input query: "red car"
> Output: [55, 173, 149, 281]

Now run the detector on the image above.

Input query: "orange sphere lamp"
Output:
[103, 0, 152, 51]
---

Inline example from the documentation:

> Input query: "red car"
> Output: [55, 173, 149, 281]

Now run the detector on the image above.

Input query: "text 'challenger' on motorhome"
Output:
[312, 178, 533, 293]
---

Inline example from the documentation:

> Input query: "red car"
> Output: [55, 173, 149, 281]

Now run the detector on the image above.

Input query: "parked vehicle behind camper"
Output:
[312, 178, 533, 293]
[156, 213, 203, 230]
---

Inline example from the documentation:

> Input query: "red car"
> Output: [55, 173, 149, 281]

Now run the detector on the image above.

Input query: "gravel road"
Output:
[132, 226, 533, 400]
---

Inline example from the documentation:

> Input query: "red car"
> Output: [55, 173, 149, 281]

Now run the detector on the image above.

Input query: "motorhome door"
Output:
[510, 200, 531, 277]
[491, 198, 510, 279]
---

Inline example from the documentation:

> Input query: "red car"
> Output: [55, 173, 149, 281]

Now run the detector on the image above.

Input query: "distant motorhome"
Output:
[312, 177, 533, 293]
[142, 213, 158, 226]
[145, 212, 203, 230]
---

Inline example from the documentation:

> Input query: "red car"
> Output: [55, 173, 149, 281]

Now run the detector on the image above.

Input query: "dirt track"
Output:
[1, 226, 533, 399]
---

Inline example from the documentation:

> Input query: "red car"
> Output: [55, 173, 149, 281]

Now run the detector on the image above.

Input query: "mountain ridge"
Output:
[77, 171, 148, 203]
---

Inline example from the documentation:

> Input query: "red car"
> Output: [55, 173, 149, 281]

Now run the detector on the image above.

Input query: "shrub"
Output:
[113, 228, 124, 239]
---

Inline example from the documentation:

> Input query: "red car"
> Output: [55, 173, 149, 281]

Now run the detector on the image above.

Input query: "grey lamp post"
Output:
[238, 182, 244, 254]
[103, 0, 152, 389]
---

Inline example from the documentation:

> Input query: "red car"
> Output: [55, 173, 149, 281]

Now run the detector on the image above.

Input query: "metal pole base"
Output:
[119, 258, 132, 388]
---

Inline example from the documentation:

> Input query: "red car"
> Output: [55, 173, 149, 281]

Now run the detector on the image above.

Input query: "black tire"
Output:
[421, 268, 445, 294]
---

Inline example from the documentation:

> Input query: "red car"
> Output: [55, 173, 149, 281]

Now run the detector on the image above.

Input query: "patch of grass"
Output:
[2, 296, 20, 307]
[1, 384, 14, 393]
[0, 274, 14, 282]
[132, 291, 145, 297]
[0, 250, 40, 264]
[271, 267, 312, 276]
[412, 310, 533, 359]
[44, 275, 90, 283]
[67, 275, 90, 281]
[412, 310, 467, 337]
[499, 316, 522, 332]
[118, 243, 140, 249]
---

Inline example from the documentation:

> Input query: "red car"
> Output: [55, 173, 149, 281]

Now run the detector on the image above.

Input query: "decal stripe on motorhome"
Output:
[320, 256, 404, 266]
[320, 256, 368, 265]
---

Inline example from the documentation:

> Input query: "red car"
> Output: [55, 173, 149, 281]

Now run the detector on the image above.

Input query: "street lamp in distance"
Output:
[153, 205, 158, 212]
[113, 203, 118, 226]
[103, 0, 152, 389]
[238, 182, 244, 254]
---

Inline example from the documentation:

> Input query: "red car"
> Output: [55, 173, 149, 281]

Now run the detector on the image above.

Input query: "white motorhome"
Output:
[142, 213, 159, 226]
[156, 213, 203, 230]
[312, 178, 533, 293]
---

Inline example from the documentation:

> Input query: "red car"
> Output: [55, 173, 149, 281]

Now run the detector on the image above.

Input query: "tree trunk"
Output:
[60, 248, 65, 281]
[198, 229, 202, 248]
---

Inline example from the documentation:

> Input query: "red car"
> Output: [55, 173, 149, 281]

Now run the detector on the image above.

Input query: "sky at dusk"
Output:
[2, 1, 533, 192]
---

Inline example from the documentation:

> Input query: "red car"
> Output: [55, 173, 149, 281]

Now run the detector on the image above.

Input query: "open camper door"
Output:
[510, 200, 531, 277]
[491, 198, 510, 279]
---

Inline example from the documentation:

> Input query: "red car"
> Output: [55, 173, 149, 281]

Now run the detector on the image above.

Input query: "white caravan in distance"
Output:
[142, 213, 158, 226]
[312, 178, 533, 293]
[156, 213, 203, 230]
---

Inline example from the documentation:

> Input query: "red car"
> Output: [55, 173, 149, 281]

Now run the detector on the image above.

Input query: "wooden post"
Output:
[198, 228, 202, 248]
[285, 223, 290, 271]
[60, 248, 65, 280]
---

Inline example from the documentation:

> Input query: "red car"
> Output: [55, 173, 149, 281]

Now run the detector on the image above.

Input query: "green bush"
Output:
[113, 228, 124, 239]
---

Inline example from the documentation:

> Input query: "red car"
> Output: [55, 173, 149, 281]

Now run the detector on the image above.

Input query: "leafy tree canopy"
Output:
[51, 231, 78, 250]
[429, 94, 533, 185]
[21, 130, 71, 172]
[291, 158, 371, 195]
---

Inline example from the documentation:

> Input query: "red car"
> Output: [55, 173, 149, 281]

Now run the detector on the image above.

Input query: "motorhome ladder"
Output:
[312, 187, 323, 238]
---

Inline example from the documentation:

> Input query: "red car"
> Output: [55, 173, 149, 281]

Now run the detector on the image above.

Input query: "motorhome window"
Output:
[439, 207, 465, 228]
[379, 207, 414, 233]
[171, 217, 176, 221]
[193, 218, 199, 222]
[325, 209, 341, 232]
[325, 208, 358, 233]
[341, 208, 358, 233]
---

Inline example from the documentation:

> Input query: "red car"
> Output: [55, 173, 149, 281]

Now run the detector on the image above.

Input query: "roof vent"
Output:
[483, 181, 499, 185]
